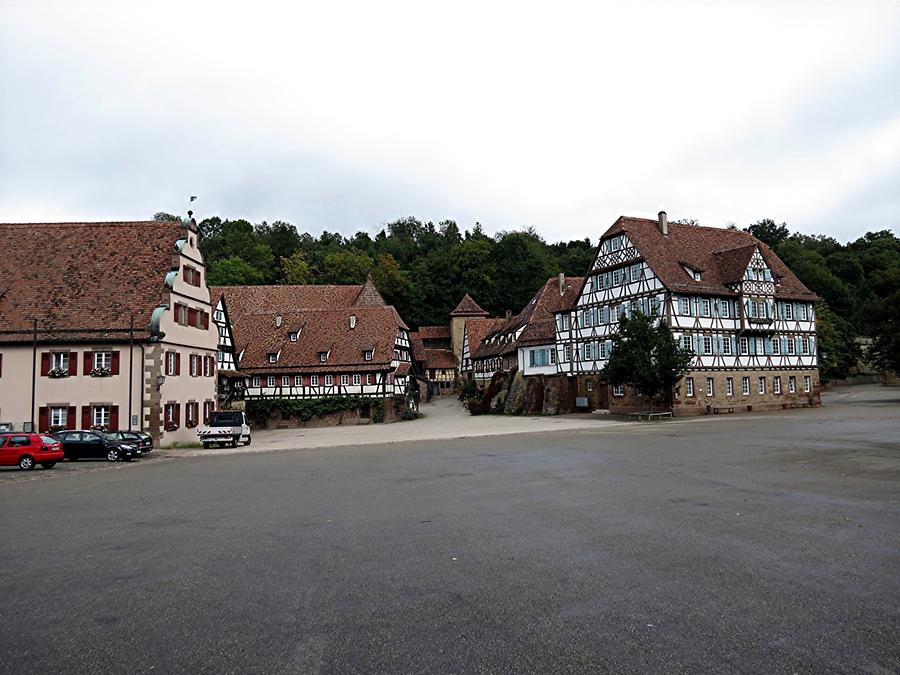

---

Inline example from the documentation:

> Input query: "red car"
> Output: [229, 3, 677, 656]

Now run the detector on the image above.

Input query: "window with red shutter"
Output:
[183, 266, 189, 283]
[175, 353, 181, 375]
[109, 405, 119, 431]
[41, 352, 51, 376]
[0, 352, 3, 377]
[83, 351, 92, 374]
[67, 406, 76, 430]
[111, 351, 120, 375]
[39, 406, 48, 432]
[188, 307, 198, 327]
[81, 406, 91, 430]
[69, 352, 78, 376]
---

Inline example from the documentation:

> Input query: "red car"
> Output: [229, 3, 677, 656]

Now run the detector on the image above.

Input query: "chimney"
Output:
[558, 272, 565, 295]
[658, 211, 668, 235]
[349, 314, 357, 329]
[274, 314, 283, 328]
[505, 310, 512, 320]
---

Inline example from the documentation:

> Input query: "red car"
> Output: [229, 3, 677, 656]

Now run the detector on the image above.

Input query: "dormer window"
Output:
[289, 332, 298, 342]
[682, 264, 702, 281]
[267, 353, 278, 363]
[319, 351, 328, 363]
[364, 350, 373, 361]
[349, 315, 357, 329]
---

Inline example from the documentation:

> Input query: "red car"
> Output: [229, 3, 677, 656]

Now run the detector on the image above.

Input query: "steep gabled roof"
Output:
[600, 217, 817, 300]
[463, 318, 502, 356]
[210, 284, 369, 318]
[353, 275, 386, 307]
[450, 293, 489, 317]
[0, 221, 185, 343]
[418, 325, 452, 340]
[424, 348, 457, 370]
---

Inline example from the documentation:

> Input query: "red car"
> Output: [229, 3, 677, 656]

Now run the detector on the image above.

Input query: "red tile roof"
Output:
[0, 221, 186, 343]
[418, 325, 451, 340]
[424, 348, 457, 370]
[450, 293, 489, 317]
[216, 282, 407, 374]
[463, 318, 502, 357]
[473, 276, 583, 358]
[600, 217, 817, 300]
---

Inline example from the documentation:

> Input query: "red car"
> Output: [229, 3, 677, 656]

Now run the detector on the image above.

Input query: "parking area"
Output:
[0, 385, 897, 673]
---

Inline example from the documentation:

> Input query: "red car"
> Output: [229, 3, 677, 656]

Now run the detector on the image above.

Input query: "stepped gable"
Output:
[600, 217, 817, 300]
[0, 220, 185, 343]
[450, 293, 489, 317]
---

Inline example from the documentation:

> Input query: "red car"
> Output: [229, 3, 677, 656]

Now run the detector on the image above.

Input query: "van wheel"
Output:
[231, 436, 239, 448]
[40, 462, 57, 469]
[202, 442, 210, 449]
[243, 437, 251, 446]
[18, 455, 35, 470]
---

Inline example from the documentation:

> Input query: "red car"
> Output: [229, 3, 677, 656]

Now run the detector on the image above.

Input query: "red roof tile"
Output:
[418, 325, 451, 340]
[450, 293, 489, 316]
[424, 348, 457, 370]
[0, 221, 186, 343]
[599, 217, 817, 300]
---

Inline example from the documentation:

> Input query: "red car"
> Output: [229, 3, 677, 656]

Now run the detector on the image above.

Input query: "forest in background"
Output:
[154, 212, 900, 380]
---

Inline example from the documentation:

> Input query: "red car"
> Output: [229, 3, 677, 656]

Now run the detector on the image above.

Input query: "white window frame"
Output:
[51, 351, 69, 371]
[50, 406, 68, 427]
[722, 337, 732, 355]
[772, 338, 780, 355]
[252, 376, 261, 387]
[739, 337, 749, 355]
[789, 376, 797, 393]
[703, 336, 712, 355]
[804, 375, 811, 393]
[294, 375, 302, 386]
[191, 355, 199, 377]
[289, 332, 298, 342]
[325, 375, 333, 386]
[267, 375, 276, 387]
[742, 377, 750, 396]
[311, 375, 319, 386]
[92, 405, 110, 428]
[612, 384, 625, 397]
[364, 350, 373, 361]
[787, 339, 796, 355]
[319, 352, 328, 363]
[726, 377, 734, 397]
[281, 375, 290, 387]
[706, 378, 714, 396]
[268, 353, 277, 364]
[680, 297, 691, 316]
[721, 301, 730, 318]
[340, 374, 349, 386]
[352, 374, 361, 386]
[93, 351, 112, 370]
[784, 303, 793, 320]
[758, 377, 766, 395]
[774, 376, 782, 394]
[686, 377, 695, 397]
[701, 299, 711, 317]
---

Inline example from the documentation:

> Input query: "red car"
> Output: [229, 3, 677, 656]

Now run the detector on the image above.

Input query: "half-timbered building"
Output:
[469, 275, 582, 382]
[0, 216, 219, 445]
[214, 278, 415, 406]
[555, 212, 821, 414]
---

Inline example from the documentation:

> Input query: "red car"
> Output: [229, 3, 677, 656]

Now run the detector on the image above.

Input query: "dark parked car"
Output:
[0, 432, 65, 470]
[51, 430, 140, 462]
[108, 431, 153, 454]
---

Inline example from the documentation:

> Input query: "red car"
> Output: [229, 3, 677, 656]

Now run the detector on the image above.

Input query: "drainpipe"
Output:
[128, 314, 134, 431]
[30, 318, 37, 432]
[138, 343, 146, 432]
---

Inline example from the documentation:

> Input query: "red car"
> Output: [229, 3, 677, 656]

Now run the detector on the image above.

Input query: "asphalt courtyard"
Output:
[1, 386, 898, 674]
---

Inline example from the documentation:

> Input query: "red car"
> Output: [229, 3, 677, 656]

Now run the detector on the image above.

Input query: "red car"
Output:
[0, 432, 65, 470]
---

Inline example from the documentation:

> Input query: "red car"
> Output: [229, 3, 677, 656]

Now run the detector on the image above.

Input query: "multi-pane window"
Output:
[319, 352, 328, 362]
[772, 338, 780, 355]
[774, 376, 782, 394]
[92, 405, 110, 428]
[613, 384, 625, 397]
[340, 374, 349, 386]
[267, 376, 276, 387]
[364, 350, 373, 361]
[789, 376, 797, 393]
[93, 351, 112, 370]
[166, 351, 177, 376]
[52, 351, 69, 371]
[800, 304, 809, 320]
[353, 374, 361, 386]
[758, 377, 766, 395]
[325, 375, 334, 386]
[680, 297, 692, 316]
[739, 337, 749, 355]
[564, 344, 572, 362]
[706, 378, 714, 396]
[804, 375, 811, 393]
[165, 403, 177, 424]
[203, 401, 214, 424]
[801, 337, 810, 355]
[289, 332, 298, 342]
[686, 377, 694, 397]
[741, 377, 750, 395]
[550, 349, 557, 364]
[311, 375, 319, 386]
[281, 375, 290, 387]
[722, 337, 732, 355]
[784, 303, 793, 320]
[294, 375, 302, 386]
[703, 336, 712, 355]
[701, 299, 711, 317]
[630, 265, 641, 283]
[366, 374, 374, 385]
[726, 377, 734, 396]
[720, 301, 730, 318]
[268, 353, 277, 363]
[787, 338, 796, 355]
[50, 406, 67, 427]
[252, 376, 261, 387]
[190, 355, 199, 377]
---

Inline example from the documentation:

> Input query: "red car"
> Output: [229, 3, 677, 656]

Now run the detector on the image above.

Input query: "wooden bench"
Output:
[712, 406, 734, 414]
[629, 411, 673, 422]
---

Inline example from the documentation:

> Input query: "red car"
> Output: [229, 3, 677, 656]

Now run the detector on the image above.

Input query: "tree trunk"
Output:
[648, 394, 653, 414]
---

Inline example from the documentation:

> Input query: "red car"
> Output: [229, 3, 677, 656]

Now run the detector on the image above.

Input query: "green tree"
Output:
[153, 211, 181, 222]
[280, 251, 312, 284]
[207, 256, 265, 285]
[602, 312, 693, 412]
[323, 249, 373, 284]
[815, 303, 860, 380]
[865, 267, 900, 374]
[746, 219, 790, 248]
[371, 253, 407, 305]
[492, 229, 557, 314]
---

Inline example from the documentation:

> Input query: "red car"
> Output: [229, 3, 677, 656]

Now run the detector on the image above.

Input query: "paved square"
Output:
[1, 387, 897, 673]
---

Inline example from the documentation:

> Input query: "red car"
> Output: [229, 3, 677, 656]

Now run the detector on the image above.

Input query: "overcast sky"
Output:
[1, 0, 898, 243]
